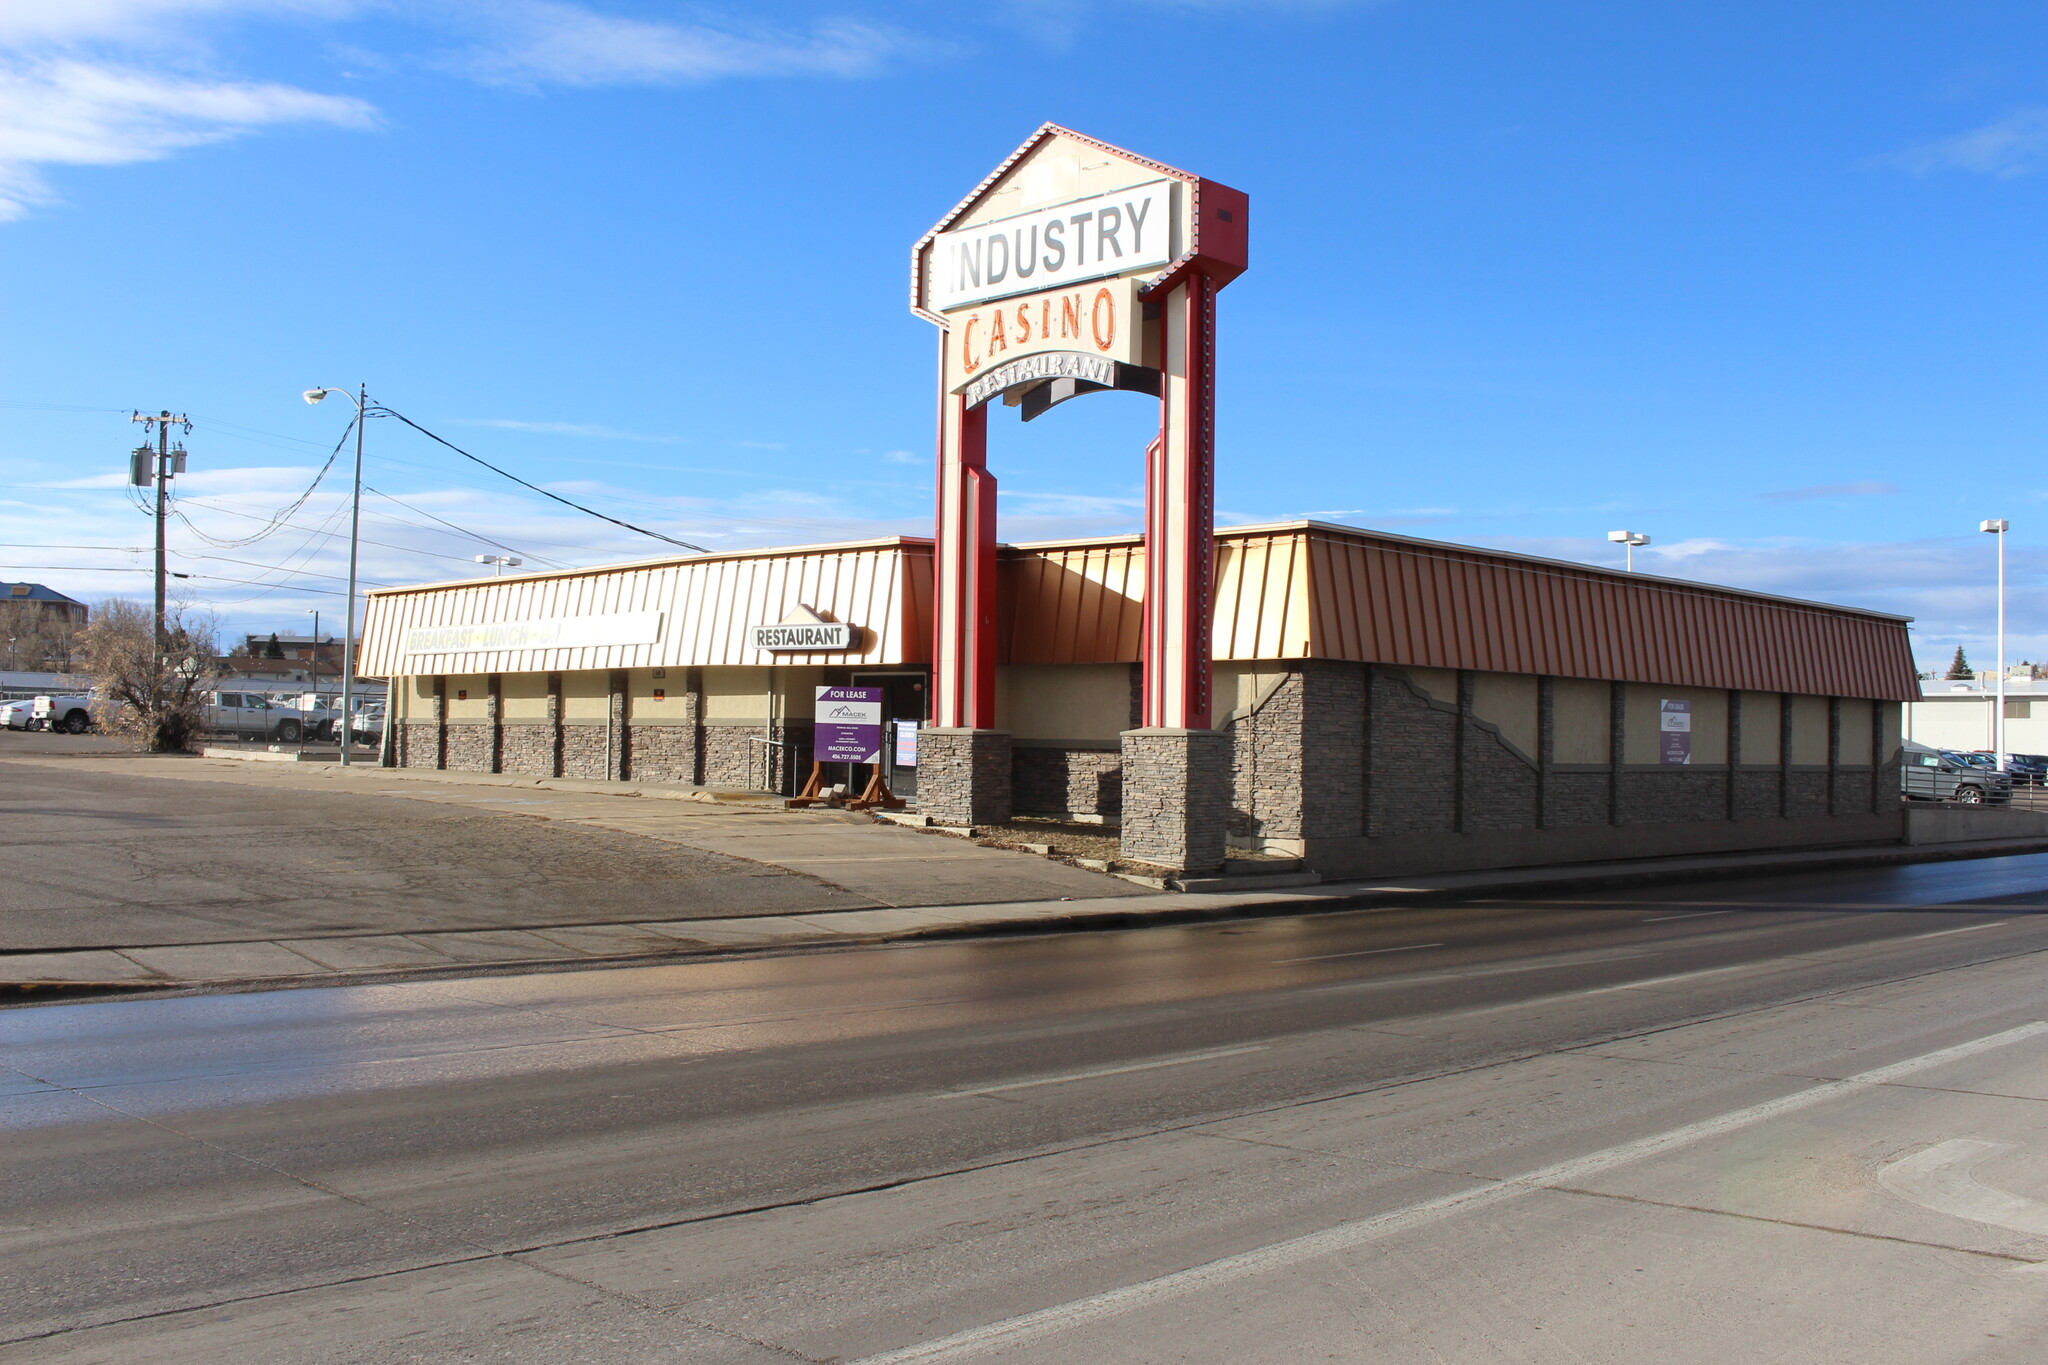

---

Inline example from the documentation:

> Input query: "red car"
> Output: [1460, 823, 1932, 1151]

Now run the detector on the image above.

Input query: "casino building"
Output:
[357, 520, 1919, 880]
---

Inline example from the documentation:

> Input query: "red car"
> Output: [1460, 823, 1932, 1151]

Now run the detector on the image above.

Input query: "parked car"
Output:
[32, 693, 98, 734]
[1902, 742, 2013, 805]
[344, 700, 385, 748]
[290, 693, 347, 742]
[204, 690, 306, 743]
[2002, 753, 2048, 787]
[0, 700, 32, 730]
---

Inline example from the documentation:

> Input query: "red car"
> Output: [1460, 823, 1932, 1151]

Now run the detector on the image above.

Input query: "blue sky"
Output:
[1, 1, 2044, 672]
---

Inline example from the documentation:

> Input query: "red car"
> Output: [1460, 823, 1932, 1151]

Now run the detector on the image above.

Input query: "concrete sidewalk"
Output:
[9, 818, 2048, 996]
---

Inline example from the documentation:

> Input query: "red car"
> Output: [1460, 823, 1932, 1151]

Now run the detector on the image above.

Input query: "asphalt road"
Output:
[11, 855, 2048, 1361]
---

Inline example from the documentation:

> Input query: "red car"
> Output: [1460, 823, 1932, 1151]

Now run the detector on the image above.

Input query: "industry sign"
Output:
[917, 156, 1193, 403]
[750, 622, 853, 652]
[815, 686, 883, 763]
[926, 180, 1173, 311]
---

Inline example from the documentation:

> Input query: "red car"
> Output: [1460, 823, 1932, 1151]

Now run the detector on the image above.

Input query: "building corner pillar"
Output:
[1119, 727, 1229, 874]
[918, 728, 1011, 827]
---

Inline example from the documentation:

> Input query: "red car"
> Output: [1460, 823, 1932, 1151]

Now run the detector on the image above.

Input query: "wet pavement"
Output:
[8, 854, 2048, 1359]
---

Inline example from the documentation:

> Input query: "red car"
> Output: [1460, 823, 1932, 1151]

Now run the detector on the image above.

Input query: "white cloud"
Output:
[449, 2, 909, 87]
[0, 57, 373, 219]
[1888, 109, 2048, 179]
[0, 1, 353, 49]
[454, 418, 685, 444]
[0, 1, 917, 220]
[881, 449, 921, 464]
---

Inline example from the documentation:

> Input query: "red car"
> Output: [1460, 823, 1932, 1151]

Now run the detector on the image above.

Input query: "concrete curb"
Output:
[9, 831, 2048, 1004]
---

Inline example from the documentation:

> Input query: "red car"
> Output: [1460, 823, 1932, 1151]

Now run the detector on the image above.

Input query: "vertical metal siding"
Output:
[363, 526, 1915, 701]
[358, 540, 930, 676]
[1302, 528, 1916, 700]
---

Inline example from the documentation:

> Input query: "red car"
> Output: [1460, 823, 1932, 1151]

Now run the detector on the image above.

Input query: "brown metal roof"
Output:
[364, 522, 1916, 700]
[359, 539, 932, 675]
[1003, 522, 1917, 700]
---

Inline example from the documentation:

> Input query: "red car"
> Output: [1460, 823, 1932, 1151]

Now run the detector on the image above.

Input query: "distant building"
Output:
[240, 633, 345, 668]
[1, 582, 87, 626]
[1906, 679, 2048, 755]
[0, 583, 88, 671]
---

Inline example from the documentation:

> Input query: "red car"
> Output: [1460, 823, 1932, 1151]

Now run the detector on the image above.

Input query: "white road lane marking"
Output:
[941, 1045, 1270, 1098]
[1569, 963, 1763, 997]
[850, 1020, 2048, 1364]
[1272, 943, 1446, 964]
[1877, 1138, 2048, 1239]
[1914, 922, 2008, 939]
[1644, 911, 1731, 922]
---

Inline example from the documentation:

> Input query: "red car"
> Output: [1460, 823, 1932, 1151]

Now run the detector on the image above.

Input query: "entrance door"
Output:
[852, 670, 928, 797]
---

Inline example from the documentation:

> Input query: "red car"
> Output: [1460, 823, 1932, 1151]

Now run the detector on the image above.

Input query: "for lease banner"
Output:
[815, 686, 883, 764]
[1660, 699, 1693, 765]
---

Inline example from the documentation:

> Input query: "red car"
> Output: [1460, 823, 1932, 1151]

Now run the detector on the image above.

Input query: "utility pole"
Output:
[130, 410, 190, 653]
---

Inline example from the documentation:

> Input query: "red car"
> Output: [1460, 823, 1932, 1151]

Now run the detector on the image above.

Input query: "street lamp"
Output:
[303, 385, 368, 765]
[1607, 529, 1652, 573]
[1983, 518, 2010, 763]
[474, 554, 523, 575]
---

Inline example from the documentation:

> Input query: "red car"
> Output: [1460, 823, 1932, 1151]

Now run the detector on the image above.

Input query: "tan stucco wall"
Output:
[1470, 673, 1538, 759]
[628, 668, 692, 722]
[701, 667, 769, 722]
[1838, 697, 1874, 765]
[500, 671, 551, 721]
[997, 663, 1129, 744]
[445, 673, 489, 721]
[398, 675, 434, 720]
[1789, 694, 1830, 766]
[1738, 691, 1780, 765]
[1551, 678, 1610, 764]
[1216, 663, 1289, 725]
[560, 671, 611, 721]
[1404, 667, 1457, 707]
[773, 667, 827, 712]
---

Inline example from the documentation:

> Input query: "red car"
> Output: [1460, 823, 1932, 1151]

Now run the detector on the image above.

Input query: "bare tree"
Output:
[83, 598, 218, 751]
[0, 601, 83, 672]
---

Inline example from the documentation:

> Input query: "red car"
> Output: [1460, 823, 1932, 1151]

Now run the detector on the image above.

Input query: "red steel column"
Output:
[1142, 273, 1217, 730]
[932, 366, 996, 730]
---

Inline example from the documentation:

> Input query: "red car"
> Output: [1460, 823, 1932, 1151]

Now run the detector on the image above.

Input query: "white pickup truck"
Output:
[32, 693, 98, 734]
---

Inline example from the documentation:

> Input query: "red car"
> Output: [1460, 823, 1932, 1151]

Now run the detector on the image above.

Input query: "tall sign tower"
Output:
[911, 125, 1248, 871]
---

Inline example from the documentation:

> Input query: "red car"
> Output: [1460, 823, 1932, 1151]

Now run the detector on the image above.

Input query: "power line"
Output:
[165, 414, 355, 549]
[360, 484, 570, 568]
[0, 563, 359, 595]
[174, 494, 531, 567]
[378, 408, 706, 552]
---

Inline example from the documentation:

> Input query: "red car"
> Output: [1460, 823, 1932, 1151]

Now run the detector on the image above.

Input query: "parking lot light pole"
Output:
[1983, 519, 2010, 764]
[1607, 529, 1651, 573]
[303, 386, 368, 765]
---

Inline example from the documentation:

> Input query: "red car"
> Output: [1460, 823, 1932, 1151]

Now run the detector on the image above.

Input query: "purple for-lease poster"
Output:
[1659, 698, 1692, 765]
[815, 686, 884, 763]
